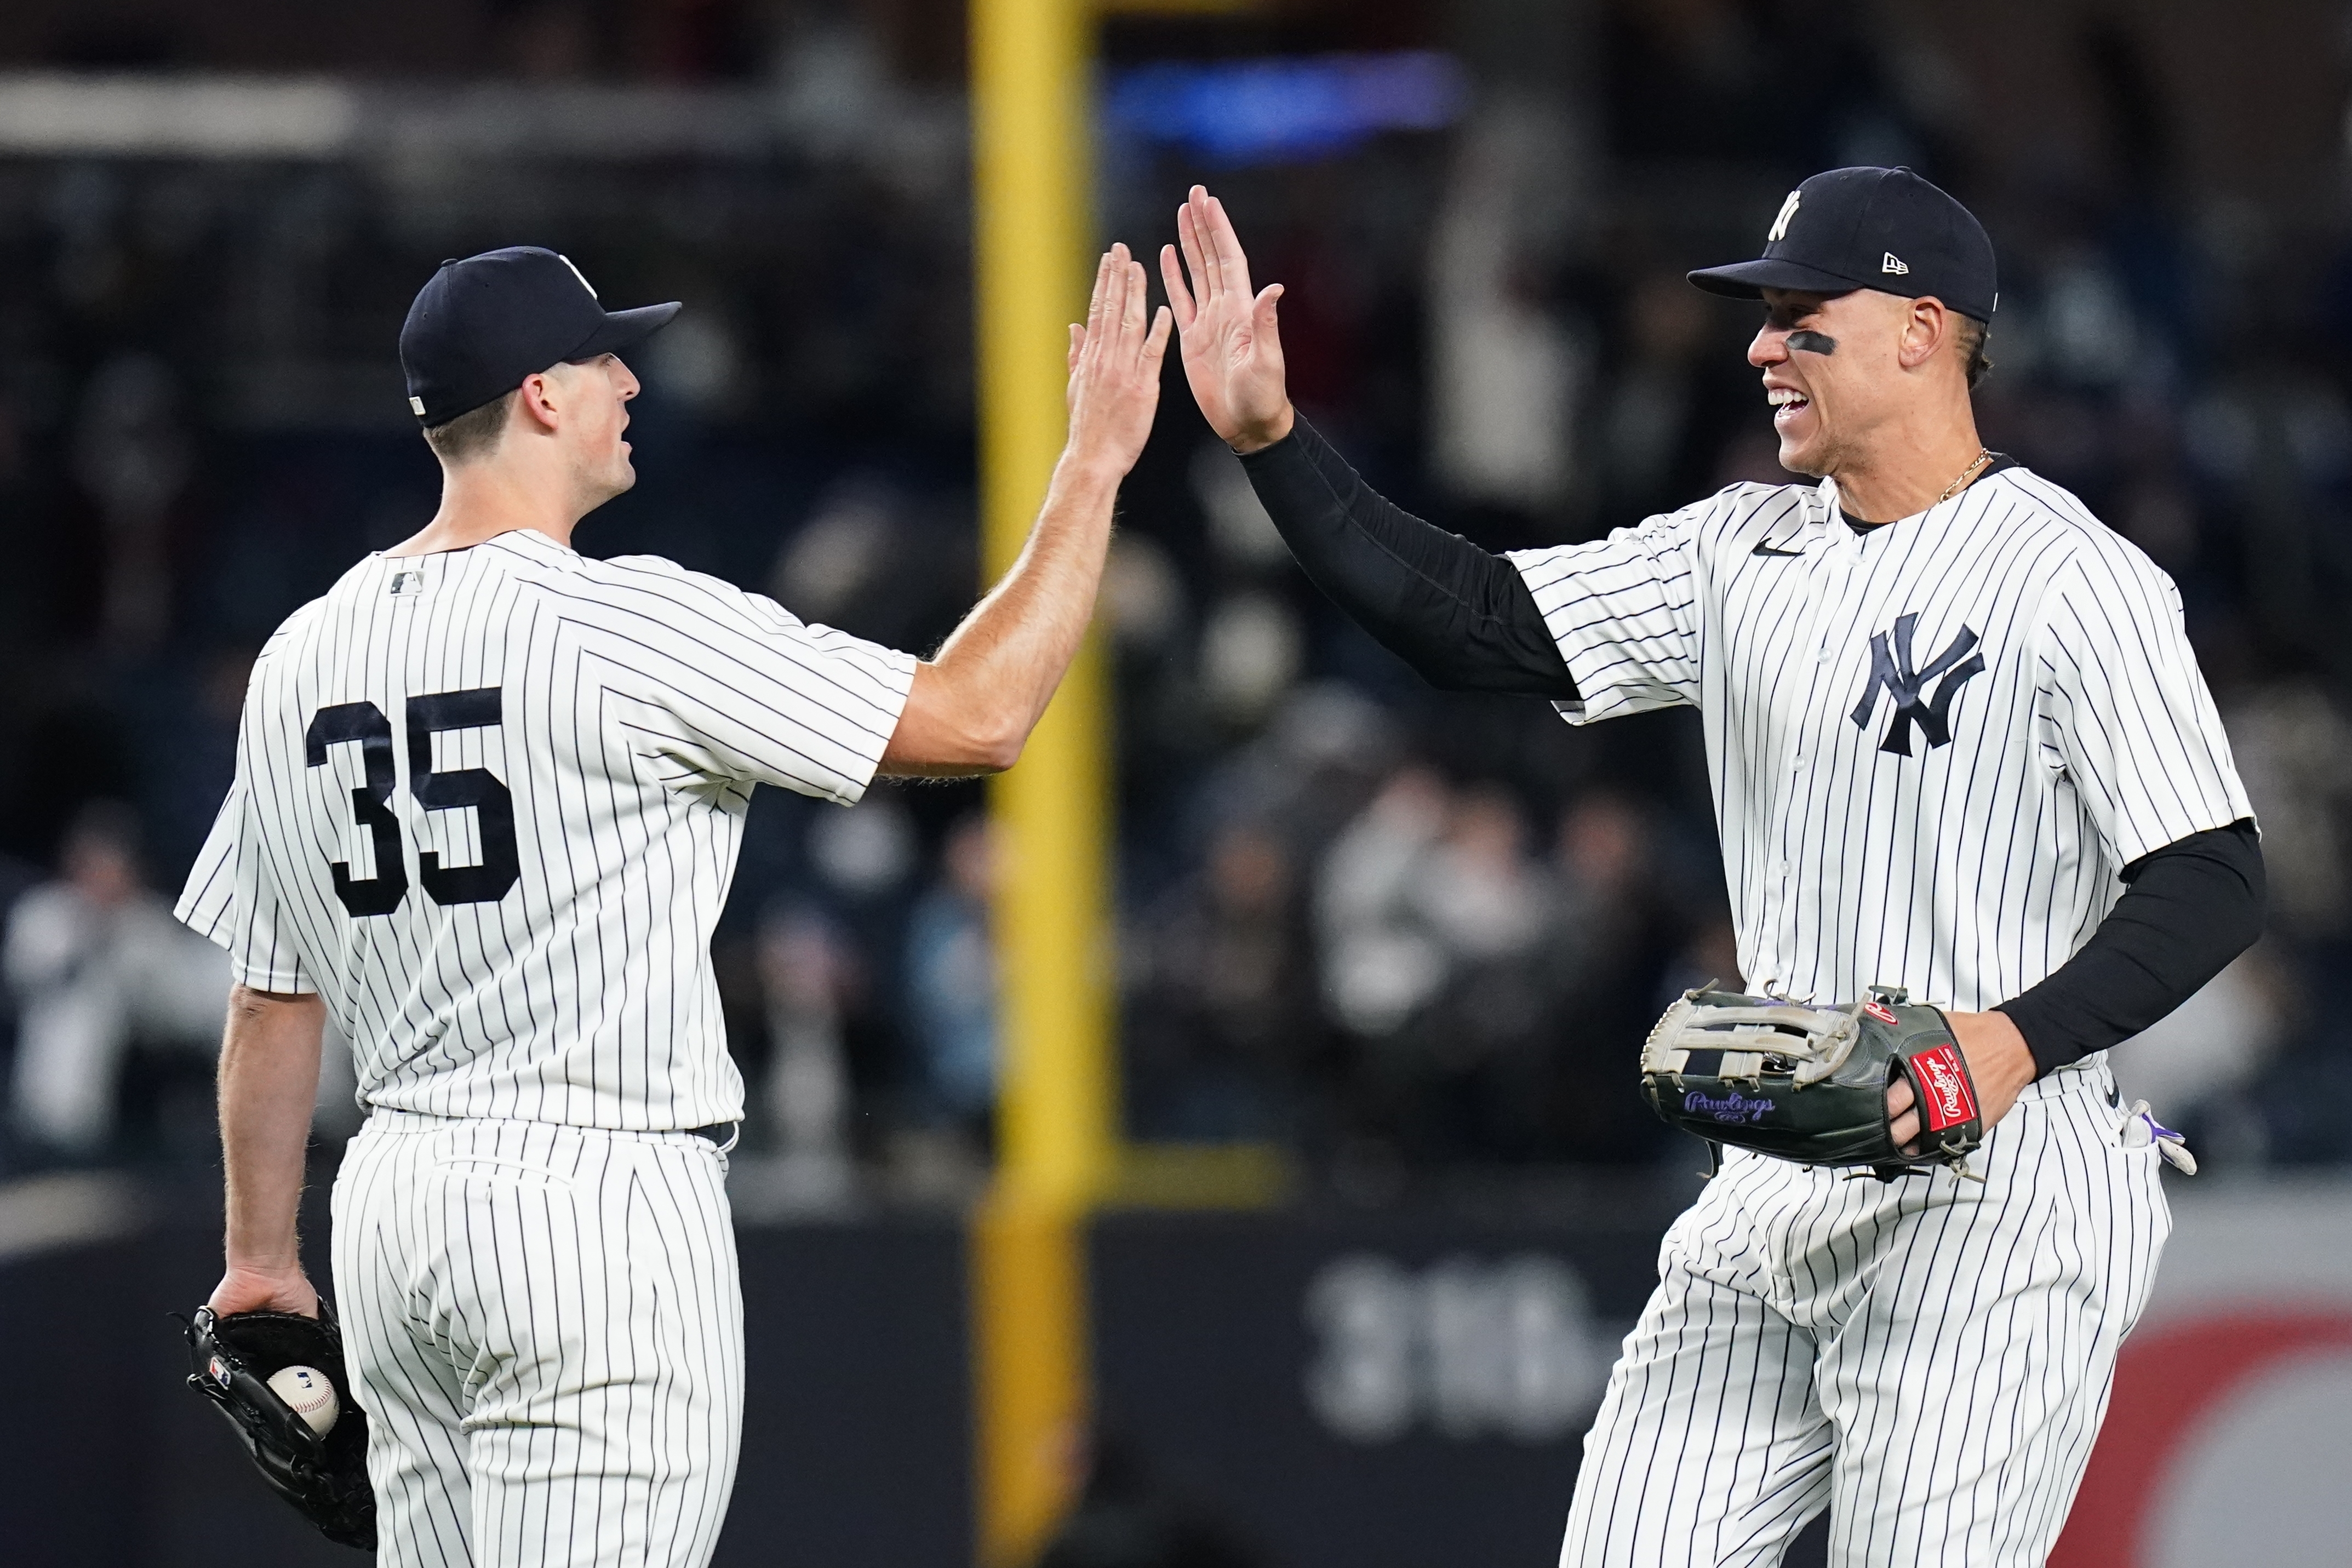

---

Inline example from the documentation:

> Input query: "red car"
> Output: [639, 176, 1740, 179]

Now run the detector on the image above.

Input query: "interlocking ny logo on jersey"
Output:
[1850, 613, 1985, 756]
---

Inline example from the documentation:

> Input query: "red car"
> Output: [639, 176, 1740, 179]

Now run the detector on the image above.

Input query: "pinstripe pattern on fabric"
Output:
[175, 527, 915, 1131]
[1560, 1064, 2166, 1567]
[1508, 467, 2251, 1023]
[332, 1112, 745, 1568]
[175, 528, 905, 1562]
[1509, 468, 2231, 1564]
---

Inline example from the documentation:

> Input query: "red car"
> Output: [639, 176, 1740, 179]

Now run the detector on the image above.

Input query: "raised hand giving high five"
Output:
[1065, 242, 1175, 476]
[1160, 185, 1294, 453]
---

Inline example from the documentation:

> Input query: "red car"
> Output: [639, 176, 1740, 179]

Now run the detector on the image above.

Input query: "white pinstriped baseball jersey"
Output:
[176, 527, 914, 1130]
[1512, 463, 2247, 1566]
[1509, 463, 2251, 1022]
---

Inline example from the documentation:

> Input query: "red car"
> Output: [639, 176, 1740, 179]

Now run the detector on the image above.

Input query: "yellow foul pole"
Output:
[969, 0, 1113, 1563]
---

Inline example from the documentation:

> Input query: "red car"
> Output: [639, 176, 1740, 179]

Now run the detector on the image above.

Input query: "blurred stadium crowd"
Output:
[0, 0, 2347, 1198]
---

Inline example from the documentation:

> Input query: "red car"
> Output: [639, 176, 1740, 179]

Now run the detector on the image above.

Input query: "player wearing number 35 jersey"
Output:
[1164, 168, 2266, 1566]
[178, 242, 1173, 1566]
[180, 530, 910, 1130]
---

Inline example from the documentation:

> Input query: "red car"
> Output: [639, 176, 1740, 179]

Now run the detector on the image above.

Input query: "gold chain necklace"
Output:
[1937, 448, 1993, 505]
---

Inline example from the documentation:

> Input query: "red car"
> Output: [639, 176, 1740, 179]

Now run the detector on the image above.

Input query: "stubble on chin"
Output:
[567, 447, 637, 508]
[1776, 439, 1820, 479]
[1775, 427, 1839, 480]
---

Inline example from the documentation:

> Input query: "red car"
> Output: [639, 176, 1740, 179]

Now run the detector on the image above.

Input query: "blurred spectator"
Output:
[808, 789, 918, 902]
[1427, 100, 1584, 522]
[905, 815, 997, 1134]
[1188, 684, 1398, 878]
[133, 644, 253, 892]
[1316, 767, 1457, 1041]
[1317, 770, 1559, 1160]
[1191, 443, 1289, 576]
[1538, 792, 1678, 1165]
[757, 905, 860, 1211]
[1127, 821, 1316, 1141]
[1595, 273, 1714, 525]
[1549, 792, 1655, 1002]
[2221, 678, 2352, 940]
[772, 484, 897, 625]
[1198, 592, 1304, 731]
[5, 804, 227, 1160]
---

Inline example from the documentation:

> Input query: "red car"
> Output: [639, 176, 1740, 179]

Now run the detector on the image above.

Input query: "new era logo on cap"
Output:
[1690, 167, 1998, 324]
[398, 247, 680, 427]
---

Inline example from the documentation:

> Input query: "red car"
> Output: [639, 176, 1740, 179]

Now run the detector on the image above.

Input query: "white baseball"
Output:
[267, 1365, 339, 1437]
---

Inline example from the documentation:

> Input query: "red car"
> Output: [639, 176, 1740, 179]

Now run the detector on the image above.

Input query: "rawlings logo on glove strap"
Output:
[1683, 1090, 1776, 1124]
[1910, 1044, 1977, 1131]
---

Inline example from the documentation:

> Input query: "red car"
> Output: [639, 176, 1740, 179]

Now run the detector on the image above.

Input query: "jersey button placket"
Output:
[1778, 540, 1850, 968]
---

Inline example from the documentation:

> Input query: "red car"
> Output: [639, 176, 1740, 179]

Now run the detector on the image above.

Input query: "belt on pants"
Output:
[684, 1121, 740, 1151]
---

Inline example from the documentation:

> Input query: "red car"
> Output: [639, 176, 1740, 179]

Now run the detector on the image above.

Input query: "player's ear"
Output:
[1898, 296, 1946, 373]
[516, 367, 565, 433]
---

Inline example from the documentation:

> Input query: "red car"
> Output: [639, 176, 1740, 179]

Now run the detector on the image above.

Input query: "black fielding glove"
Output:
[1641, 987, 1985, 1181]
[181, 1300, 376, 1550]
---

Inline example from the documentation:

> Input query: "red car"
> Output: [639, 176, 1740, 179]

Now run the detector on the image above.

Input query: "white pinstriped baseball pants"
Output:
[1560, 1060, 2167, 1567]
[331, 1112, 745, 1568]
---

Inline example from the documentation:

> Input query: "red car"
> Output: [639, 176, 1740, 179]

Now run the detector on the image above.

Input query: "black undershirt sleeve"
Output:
[1998, 820, 2266, 1078]
[1236, 417, 1578, 699]
[1241, 422, 2259, 1076]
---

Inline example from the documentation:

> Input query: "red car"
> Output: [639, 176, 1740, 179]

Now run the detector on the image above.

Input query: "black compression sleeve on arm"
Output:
[1998, 820, 2266, 1077]
[1235, 417, 1578, 699]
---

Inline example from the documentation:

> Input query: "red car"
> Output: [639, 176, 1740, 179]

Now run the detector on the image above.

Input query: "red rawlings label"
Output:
[1862, 1000, 1900, 1026]
[1910, 1043, 1978, 1132]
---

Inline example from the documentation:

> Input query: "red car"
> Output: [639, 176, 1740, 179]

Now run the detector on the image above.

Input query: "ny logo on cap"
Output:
[1767, 190, 1801, 243]
[557, 254, 598, 300]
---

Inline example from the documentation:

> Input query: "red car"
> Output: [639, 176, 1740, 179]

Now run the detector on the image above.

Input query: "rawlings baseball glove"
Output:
[181, 1301, 375, 1550]
[1640, 986, 1984, 1178]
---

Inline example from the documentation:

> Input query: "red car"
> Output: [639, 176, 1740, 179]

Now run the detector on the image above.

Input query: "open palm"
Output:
[1064, 242, 1174, 477]
[1160, 185, 1294, 453]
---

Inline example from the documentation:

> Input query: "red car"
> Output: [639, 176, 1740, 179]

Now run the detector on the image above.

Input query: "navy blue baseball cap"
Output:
[399, 247, 680, 426]
[1689, 167, 1998, 324]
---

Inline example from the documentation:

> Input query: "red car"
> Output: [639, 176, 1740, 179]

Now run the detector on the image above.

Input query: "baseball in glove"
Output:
[1641, 985, 1985, 1180]
[181, 1300, 375, 1550]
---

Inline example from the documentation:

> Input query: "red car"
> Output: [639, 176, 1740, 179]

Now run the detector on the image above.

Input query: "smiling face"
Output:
[1750, 287, 1922, 478]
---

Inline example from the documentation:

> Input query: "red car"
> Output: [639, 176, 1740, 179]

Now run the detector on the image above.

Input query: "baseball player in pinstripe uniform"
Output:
[1165, 169, 2265, 1564]
[179, 243, 1171, 1565]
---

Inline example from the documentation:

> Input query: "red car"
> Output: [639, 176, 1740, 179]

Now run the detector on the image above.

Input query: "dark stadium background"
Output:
[0, 3, 2345, 1565]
